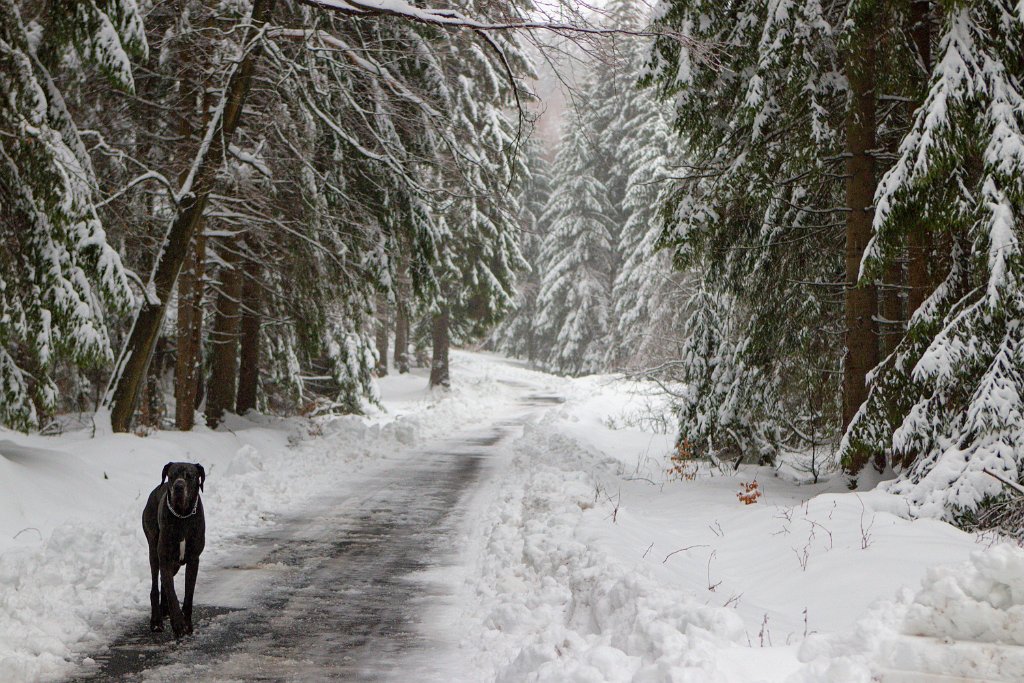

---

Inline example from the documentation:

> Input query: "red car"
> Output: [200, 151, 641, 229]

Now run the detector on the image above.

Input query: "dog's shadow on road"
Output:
[71, 604, 241, 681]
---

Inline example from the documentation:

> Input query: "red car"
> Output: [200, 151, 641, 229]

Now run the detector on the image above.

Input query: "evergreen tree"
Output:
[0, 0, 142, 429]
[532, 0, 652, 376]
[841, 0, 1024, 518]
[426, 0, 534, 387]
[643, 0, 928, 460]
[643, 0, 847, 457]
[672, 279, 780, 463]
[493, 140, 553, 362]
[535, 114, 615, 375]
[605, 54, 687, 370]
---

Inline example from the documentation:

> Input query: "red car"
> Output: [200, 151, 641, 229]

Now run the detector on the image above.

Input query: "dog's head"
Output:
[161, 462, 205, 516]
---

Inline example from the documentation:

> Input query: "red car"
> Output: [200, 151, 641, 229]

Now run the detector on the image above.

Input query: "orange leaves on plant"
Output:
[737, 480, 762, 505]
[667, 439, 698, 481]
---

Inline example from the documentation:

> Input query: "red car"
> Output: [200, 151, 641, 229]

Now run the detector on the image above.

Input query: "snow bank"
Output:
[462, 422, 745, 682]
[905, 544, 1024, 646]
[793, 543, 1024, 681]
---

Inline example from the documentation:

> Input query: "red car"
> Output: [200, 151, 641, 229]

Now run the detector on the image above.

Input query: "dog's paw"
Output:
[170, 619, 186, 639]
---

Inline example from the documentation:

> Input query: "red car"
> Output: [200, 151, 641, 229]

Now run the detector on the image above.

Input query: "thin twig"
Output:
[662, 544, 709, 564]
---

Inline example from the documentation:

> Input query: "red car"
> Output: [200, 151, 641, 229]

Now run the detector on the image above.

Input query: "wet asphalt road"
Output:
[70, 393, 562, 682]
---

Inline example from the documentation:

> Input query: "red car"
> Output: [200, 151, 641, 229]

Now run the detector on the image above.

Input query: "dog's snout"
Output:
[172, 479, 186, 491]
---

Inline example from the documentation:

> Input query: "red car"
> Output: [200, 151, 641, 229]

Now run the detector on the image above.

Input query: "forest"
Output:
[3, 0, 1024, 530]
[4, 1, 1024, 681]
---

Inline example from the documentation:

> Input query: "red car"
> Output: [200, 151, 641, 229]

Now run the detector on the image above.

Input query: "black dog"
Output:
[142, 462, 206, 638]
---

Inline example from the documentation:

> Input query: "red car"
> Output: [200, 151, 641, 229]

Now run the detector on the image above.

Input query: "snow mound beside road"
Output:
[794, 543, 1024, 681]
[906, 544, 1024, 646]
[465, 422, 745, 682]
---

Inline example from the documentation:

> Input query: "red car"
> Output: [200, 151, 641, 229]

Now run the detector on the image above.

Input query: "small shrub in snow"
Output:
[665, 439, 698, 481]
[737, 480, 763, 505]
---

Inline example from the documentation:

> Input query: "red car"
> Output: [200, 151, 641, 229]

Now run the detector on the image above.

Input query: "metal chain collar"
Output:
[165, 490, 200, 519]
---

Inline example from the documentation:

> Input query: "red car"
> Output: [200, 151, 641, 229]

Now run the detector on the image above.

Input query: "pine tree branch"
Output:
[296, 0, 700, 48]
[983, 468, 1024, 498]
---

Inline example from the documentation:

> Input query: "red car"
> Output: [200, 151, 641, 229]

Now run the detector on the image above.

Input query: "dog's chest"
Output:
[179, 539, 186, 562]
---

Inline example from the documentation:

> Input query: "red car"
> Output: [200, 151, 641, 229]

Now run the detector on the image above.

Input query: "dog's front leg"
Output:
[159, 551, 186, 638]
[148, 544, 162, 631]
[182, 556, 199, 635]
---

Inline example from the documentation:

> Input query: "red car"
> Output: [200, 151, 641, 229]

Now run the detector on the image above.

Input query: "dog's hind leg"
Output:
[183, 556, 200, 635]
[148, 545, 163, 632]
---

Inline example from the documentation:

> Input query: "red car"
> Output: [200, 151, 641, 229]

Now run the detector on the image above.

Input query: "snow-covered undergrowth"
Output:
[0, 351, 531, 682]
[457, 370, 1024, 682]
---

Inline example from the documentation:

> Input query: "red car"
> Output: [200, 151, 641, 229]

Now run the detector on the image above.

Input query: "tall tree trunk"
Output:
[394, 258, 411, 374]
[104, 0, 275, 432]
[236, 254, 261, 415]
[205, 241, 243, 427]
[394, 300, 410, 374]
[429, 308, 450, 388]
[375, 293, 389, 377]
[842, 6, 880, 428]
[140, 336, 168, 428]
[174, 233, 206, 430]
[907, 0, 933, 317]
[174, 84, 211, 432]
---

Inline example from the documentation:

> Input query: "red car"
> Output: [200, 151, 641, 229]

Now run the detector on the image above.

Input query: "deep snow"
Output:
[1, 351, 1022, 681]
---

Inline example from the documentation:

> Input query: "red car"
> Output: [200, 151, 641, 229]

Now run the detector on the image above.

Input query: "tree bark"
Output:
[174, 81, 211, 432]
[375, 293, 389, 377]
[104, 0, 276, 432]
[394, 300, 410, 374]
[174, 233, 206, 430]
[140, 336, 168, 428]
[205, 241, 243, 427]
[236, 254, 261, 415]
[842, 5, 880, 428]
[429, 308, 450, 388]
[394, 258, 411, 374]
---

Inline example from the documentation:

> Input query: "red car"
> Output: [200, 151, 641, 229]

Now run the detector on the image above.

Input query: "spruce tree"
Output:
[426, 0, 534, 387]
[643, 0, 929, 460]
[0, 0, 142, 429]
[643, 0, 848, 457]
[535, 115, 615, 375]
[493, 140, 553, 363]
[606, 48, 686, 370]
[841, 0, 1024, 518]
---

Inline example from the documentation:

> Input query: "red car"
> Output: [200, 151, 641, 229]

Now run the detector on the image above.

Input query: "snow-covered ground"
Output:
[2, 351, 1023, 681]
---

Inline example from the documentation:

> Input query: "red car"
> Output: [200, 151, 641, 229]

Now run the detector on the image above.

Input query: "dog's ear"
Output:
[161, 462, 173, 484]
[196, 464, 205, 492]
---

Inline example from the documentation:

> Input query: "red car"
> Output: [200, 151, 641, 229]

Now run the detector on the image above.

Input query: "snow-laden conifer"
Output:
[841, 1, 1024, 518]
[0, 0, 142, 429]
[672, 279, 780, 463]
[643, 0, 850, 458]
[605, 49, 687, 370]
[535, 114, 615, 376]
[493, 140, 552, 362]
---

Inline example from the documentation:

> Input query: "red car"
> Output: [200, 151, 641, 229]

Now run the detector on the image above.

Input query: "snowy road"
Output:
[71, 392, 560, 682]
